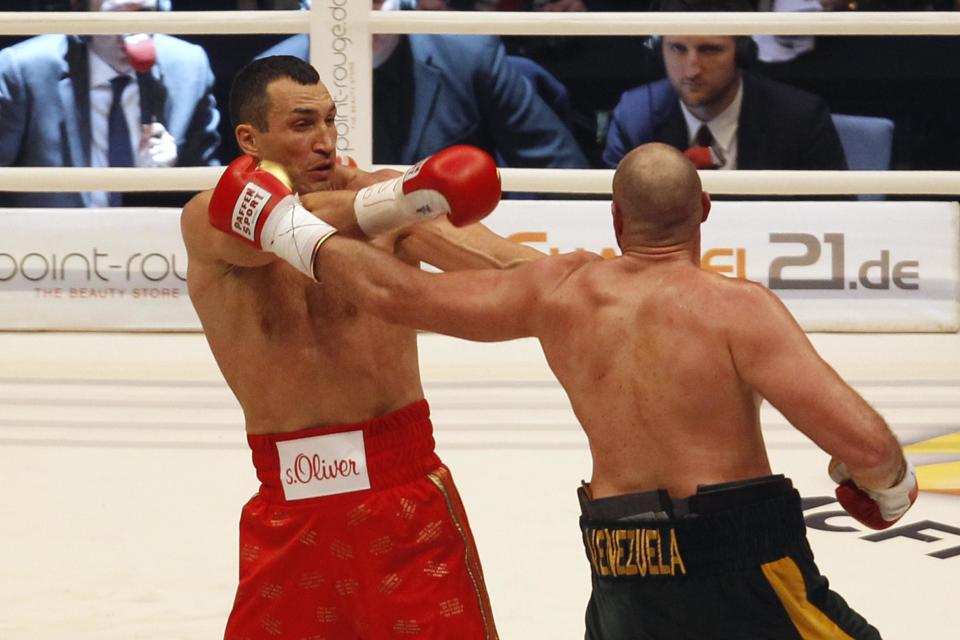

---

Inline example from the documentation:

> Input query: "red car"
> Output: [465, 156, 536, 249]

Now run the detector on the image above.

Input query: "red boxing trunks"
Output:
[224, 400, 497, 640]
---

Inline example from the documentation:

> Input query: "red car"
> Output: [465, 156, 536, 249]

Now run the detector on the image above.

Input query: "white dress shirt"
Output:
[680, 79, 744, 171]
[88, 50, 140, 207]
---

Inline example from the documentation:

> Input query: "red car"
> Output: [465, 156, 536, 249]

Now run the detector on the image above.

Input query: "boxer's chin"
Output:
[298, 175, 333, 195]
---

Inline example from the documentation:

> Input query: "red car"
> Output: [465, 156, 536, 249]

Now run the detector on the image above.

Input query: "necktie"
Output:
[695, 124, 714, 148]
[108, 75, 133, 206]
[694, 123, 725, 169]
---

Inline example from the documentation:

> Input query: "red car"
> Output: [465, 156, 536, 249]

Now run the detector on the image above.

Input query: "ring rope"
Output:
[2, 9, 959, 196]
[2, 10, 960, 36]
[2, 167, 959, 196]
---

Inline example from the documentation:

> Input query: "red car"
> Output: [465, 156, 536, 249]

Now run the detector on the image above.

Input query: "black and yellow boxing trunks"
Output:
[578, 475, 882, 640]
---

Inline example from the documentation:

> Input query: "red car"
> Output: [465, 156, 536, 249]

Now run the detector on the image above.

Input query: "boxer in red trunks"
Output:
[180, 55, 541, 639]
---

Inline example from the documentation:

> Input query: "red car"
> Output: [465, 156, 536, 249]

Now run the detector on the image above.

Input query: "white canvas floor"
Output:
[1, 331, 958, 639]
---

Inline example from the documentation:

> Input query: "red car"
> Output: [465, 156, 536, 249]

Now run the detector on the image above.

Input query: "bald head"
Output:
[612, 143, 705, 247]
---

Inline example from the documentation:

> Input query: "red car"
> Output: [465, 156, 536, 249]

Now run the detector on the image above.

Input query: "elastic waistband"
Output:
[247, 400, 440, 502]
[579, 475, 794, 521]
[580, 476, 811, 578]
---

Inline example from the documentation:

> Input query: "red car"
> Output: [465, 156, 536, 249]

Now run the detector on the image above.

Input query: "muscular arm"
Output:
[728, 282, 905, 491]
[314, 235, 595, 341]
[189, 150, 516, 274]
[183, 158, 401, 271]
[181, 191, 273, 269]
[181, 182, 375, 272]
[396, 216, 545, 271]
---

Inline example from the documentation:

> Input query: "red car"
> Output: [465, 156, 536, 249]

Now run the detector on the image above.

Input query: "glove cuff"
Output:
[261, 194, 336, 281]
[354, 177, 447, 237]
[865, 459, 916, 502]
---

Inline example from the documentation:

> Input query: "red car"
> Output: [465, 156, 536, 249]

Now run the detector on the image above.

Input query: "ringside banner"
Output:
[0, 208, 192, 330]
[0, 201, 957, 331]
[486, 200, 960, 332]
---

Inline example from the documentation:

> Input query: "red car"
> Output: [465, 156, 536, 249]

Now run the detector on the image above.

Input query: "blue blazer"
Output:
[602, 73, 847, 171]
[260, 34, 588, 168]
[0, 34, 220, 207]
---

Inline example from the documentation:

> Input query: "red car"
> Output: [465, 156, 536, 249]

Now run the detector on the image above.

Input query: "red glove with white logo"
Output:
[829, 458, 919, 530]
[208, 155, 336, 280]
[353, 145, 500, 237]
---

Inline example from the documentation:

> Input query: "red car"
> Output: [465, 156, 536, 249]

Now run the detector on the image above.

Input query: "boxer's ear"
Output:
[611, 202, 624, 249]
[235, 124, 260, 158]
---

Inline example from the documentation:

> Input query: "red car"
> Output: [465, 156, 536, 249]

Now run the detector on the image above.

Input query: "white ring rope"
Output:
[2, 9, 959, 196]
[3, 10, 960, 36]
[2, 167, 959, 196]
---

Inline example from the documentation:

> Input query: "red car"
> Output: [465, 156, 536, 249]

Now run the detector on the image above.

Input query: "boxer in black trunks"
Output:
[308, 142, 918, 639]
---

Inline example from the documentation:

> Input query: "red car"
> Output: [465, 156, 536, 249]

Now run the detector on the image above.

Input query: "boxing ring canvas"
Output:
[0, 330, 957, 639]
[3, 5, 960, 637]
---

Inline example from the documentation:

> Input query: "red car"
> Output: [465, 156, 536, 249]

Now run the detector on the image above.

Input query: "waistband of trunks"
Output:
[247, 399, 440, 499]
[579, 477, 811, 578]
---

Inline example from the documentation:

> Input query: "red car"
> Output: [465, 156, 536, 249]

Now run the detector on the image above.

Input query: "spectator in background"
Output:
[259, 0, 589, 169]
[0, 0, 220, 208]
[603, 0, 846, 172]
[752, 0, 821, 67]
[472, 0, 654, 166]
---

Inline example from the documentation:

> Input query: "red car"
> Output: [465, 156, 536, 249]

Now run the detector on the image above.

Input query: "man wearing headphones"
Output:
[602, 0, 847, 172]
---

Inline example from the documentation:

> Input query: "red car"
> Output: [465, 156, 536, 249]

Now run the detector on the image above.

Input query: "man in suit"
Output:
[0, 0, 220, 208]
[260, 0, 588, 169]
[602, 33, 847, 172]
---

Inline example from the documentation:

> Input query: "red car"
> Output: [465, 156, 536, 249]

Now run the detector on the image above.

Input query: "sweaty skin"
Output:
[181, 76, 541, 434]
[313, 143, 907, 500]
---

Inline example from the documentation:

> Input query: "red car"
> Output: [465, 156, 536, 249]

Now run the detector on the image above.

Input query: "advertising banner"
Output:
[0, 201, 957, 332]
[484, 200, 960, 332]
[0, 208, 192, 330]
[310, 0, 373, 167]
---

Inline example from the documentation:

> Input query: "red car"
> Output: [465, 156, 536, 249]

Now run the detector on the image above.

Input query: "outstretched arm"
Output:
[197, 146, 502, 278]
[315, 235, 595, 342]
[396, 216, 546, 272]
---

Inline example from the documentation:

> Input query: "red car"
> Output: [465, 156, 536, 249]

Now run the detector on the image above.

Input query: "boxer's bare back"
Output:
[312, 143, 906, 501]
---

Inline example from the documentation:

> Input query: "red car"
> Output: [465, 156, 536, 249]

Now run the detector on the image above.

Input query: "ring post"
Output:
[310, 0, 373, 168]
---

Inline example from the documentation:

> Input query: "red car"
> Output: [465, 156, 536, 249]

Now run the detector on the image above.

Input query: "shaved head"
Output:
[612, 143, 705, 246]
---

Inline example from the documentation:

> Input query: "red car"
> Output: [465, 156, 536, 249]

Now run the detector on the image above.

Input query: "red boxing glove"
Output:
[830, 459, 919, 530]
[208, 155, 335, 279]
[353, 145, 501, 236]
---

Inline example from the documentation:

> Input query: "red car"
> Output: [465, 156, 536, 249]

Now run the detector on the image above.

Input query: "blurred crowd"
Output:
[1, 0, 959, 205]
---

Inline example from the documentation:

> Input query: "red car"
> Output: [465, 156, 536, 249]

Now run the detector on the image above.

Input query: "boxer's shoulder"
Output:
[180, 189, 214, 249]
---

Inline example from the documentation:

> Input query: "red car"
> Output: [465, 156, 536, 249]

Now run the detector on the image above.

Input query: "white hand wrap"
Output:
[258, 194, 336, 281]
[353, 173, 449, 237]
[830, 459, 917, 522]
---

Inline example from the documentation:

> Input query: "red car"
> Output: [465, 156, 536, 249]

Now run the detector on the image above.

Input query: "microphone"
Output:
[123, 34, 159, 125]
[683, 145, 725, 170]
[135, 72, 159, 125]
[122, 33, 156, 74]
